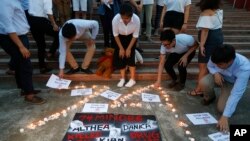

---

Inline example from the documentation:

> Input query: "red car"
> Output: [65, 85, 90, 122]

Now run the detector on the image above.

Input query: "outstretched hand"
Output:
[58, 69, 64, 78]
[217, 116, 229, 133]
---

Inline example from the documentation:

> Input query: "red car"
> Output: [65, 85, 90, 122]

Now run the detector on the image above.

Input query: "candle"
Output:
[185, 130, 191, 135]
[172, 108, 176, 112]
[20, 128, 24, 133]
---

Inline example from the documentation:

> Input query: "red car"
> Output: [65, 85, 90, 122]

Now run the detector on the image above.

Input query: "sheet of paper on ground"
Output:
[100, 90, 122, 100]
[142, 93, 161, 102]
[208, 132, 229, 141]
[186, 112, 217, 125]
[46, 74, 71, 89]
[71, 88, 92, 96]
[82, 103, 108, 113]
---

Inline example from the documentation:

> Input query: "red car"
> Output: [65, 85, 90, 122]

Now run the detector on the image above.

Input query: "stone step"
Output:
[26, 40, 250, 49]
[1, 46, 250, 58]
[0, 50, 249, 69]
[0, 67, 199, 81]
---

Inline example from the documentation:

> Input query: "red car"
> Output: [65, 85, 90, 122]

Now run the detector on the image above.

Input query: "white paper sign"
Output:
[208, 132, 229, 141]
[141, 93, 161, 102]
[186, 112, 218, 125]
[46, 74, 71, 89]
[82, 103, 109, 113]
[71, 88, 92, 96]
[100, 90, 122, 101]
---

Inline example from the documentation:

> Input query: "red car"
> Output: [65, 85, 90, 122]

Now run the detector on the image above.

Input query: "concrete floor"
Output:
[0, 79, 250, 141]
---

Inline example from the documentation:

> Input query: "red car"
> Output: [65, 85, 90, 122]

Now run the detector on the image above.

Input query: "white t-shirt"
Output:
[157, 0, 164, 6]
[59, 19, 99, 69]
[28, 0, 53, 18]
[164, 0, 191, 13]
[196, 9, 223, 30]
[112, 13, 140, 38]
[143, 0, 154, 5]
[160, 34, 195, 54]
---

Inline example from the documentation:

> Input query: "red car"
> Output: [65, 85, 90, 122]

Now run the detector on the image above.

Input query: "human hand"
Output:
[125, 48, 131, 58]
[181, 23, 187, 33]
[214, 73, 224, 86]
[58, 69, 64, 78]
[119, 48, 125, 58]
[178, 56, 188, 67]
[19, 46, 30, 59]
[137, 5, 142, 13]
[200, 46, 205, 57]
[87, 39, 95, 47]
[53, 24, 59, 31]
[217, 116, 229, 133]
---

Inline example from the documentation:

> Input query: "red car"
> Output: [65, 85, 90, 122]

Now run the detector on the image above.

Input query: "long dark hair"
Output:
[196, 0, 222, 11]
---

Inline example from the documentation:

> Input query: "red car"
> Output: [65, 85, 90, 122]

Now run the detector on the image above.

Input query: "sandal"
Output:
[25, 96, 46, 105]
[201, 96, 216, 106]
[187, 89, 204, 97]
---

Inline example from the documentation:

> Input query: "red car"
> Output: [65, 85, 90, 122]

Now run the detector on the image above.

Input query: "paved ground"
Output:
[0, 78, 250, 141]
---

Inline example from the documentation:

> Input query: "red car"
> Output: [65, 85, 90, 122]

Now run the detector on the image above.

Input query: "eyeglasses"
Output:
[162, 41, 172, 47]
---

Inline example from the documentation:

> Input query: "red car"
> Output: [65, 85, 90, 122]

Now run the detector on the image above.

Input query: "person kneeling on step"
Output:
[200, 44, 250, 132]
[154, 29, 198, 91]
[58, 19, 99, 78]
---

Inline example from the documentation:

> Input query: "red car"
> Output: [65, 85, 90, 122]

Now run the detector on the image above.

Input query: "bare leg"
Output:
[129, 66, 136, 80]
[196, 63, 208, 91]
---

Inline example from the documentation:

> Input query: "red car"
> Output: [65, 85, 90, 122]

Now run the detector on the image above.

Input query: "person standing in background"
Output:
[188, 0, 223, 96]
[72, 0, 87, 19]
[28, 0, 60, 74]
[0, 0, 46, 104]
[53, 0, 71, 26]
[98, 0, 122, 49]
[160, 0, 191, 34]
[140, 0, 154, 42]
[153, 0, 164, 36]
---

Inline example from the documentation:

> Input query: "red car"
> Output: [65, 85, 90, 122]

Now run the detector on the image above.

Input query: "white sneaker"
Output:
[125, 79, 136, 87]
[117, 79, 125, 87]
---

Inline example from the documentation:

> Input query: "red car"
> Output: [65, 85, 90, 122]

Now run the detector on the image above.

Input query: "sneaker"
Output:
[81, 68, 94, 74]
[66, 67, 80, 74]
[153, 28, 159, 36]
[40, 67, 52, 74]
[24, 96, 46, 105]
[117, 79, 125, 87]
[146, 37, 154, 43]
[173, 83, 185, 91]
[167, 80, 178, 88]
[125, 79, 136, 87]
[20, 90, 41, 96]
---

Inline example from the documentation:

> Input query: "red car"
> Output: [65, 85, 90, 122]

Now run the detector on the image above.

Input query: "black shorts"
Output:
[198, 29, 224, 63]
[163, 11, 184, 30]
[113, 34, 136, 69]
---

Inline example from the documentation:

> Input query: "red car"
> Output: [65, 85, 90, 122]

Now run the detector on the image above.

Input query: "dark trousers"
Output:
[29, 16, 59, 68]
[154, 5, 163, 29]
[8, 10, 30, 71]
[113, 34, 136, 69]
[164, 51, 195, 84]
[0, 34, 34, 93]
[100, 5, 114, 48]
